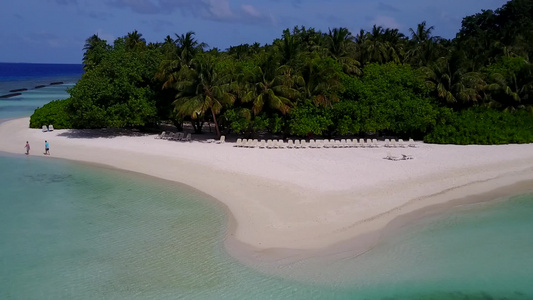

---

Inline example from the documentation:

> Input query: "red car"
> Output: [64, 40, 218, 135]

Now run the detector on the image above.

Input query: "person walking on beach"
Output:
[24, 141, 30, 155]
[44, 140, 50, 155]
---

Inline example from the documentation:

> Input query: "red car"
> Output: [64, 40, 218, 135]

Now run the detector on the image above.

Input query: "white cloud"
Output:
[208, 0, 234, 19]
[371, 15, 401, 30]
[241, 4, 261, 18]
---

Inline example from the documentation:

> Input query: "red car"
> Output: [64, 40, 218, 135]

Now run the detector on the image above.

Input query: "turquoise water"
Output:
[278, 194, 533, 299]
[0, 155, 353, 299]
[0, 83, 76, 119]
[1, 64, 533, 299]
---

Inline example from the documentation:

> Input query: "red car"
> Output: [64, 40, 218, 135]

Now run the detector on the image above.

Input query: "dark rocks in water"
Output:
[9, 88, 28, 92]
[0, 93, 22, 98]
[50, 81, 63, 85]
[34, 85, 46, 89]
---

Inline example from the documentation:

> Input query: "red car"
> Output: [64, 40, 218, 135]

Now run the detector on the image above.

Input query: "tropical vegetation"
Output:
[31, 0, 533, 144]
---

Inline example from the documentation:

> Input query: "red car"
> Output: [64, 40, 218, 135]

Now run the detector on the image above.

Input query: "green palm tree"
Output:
[326, 27, 353, 59]
[485, 56, 533, 111]
[82, 34, 110, 71]
[173, 56, 234, 137]
[325, 27, 361, 74]
[299, 54, 343, 107]
[175, 31, 208, 67]
[125, 30, 146, 51]
[409, 21, 434, 44]
[406, 22, 448, 68]
[156, 32, 207, 91]
[278, 29, 301, 66]
[242, 57, 298, 115]
[422, 53, 486, 107]
[357, 25, 393, 64]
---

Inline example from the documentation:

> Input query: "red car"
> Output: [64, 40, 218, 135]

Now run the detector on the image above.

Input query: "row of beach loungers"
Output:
[234, 138, 416, 149]
[156, 131, 192, 142]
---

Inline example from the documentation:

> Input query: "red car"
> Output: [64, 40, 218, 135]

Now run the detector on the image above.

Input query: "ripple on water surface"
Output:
[1, 154, 533, 299]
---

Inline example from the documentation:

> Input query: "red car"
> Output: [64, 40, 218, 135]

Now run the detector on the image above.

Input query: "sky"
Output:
[0, 0, 507, 64]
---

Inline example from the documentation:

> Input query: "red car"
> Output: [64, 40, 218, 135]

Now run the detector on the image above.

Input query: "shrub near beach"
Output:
[29, 99, 72, 129]
[425, 108, 533, 145]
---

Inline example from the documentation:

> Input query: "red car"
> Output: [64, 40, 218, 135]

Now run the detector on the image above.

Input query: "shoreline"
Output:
[226, 173, 533, 270]
[1, 117, 533, 261]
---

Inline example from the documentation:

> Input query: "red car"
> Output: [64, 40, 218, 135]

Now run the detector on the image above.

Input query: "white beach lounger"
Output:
[384, 139, 390, 148]
[402, 154, 414, 160]
[271, 139, 279, 149]
[309, 140, 316, 148]
[372, 139, 379, 148]
[366, 139, 372, 148]
[344, 139, 352, 148]
[408, 138, 417, 148]
[166, 132, 176, 140]
[182, 133, 192, 142]
[358, 139, 365, 148]
[216, 135, 225, 144]
[300, 140, 307, 148]
[42, 125, 48, 132]
[398, 139, 405, 148]
[287, 140, 294, 149]
[235, 138, 243, 147]
[259, 140, 266, 148]
[48, 125, 54, 131]
[385, 151, 401, 161]
[351, 139, 358, 147]
[294, 140, 301, 149]
[266, 139, 273, 149]
[249, 139, 258, 148]
[277, 140, 285, 149]
[391, 139, 397, 148]
[340, 139, 347, 148]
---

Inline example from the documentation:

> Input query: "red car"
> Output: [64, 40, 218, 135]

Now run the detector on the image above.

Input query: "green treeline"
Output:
[30, 0, 533, 144]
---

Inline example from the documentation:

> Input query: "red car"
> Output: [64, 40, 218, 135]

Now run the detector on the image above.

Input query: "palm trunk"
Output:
[209, 104, 221, 138]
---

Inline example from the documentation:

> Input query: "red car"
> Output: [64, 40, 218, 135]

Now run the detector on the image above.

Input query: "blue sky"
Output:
[0, 0, 507, 64]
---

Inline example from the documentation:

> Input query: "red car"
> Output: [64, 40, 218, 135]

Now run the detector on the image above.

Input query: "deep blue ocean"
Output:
[0, 62, 83, 83]
[1, 63, 533, 299]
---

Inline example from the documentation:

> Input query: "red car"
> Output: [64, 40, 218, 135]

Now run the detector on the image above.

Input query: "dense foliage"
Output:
[30, 99, 72, 129]
[32, 0, 533, 144]
[425, 108, 533, 144]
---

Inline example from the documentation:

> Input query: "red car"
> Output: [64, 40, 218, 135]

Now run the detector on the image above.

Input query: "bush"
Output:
[424, 108, 533, 144]
[339, 63, 439, 137]
[30, 99, 72, 129]
[287, 103, 332, 136]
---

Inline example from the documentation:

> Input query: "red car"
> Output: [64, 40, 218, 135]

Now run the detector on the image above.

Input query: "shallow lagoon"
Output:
[1, 154, 532, 299]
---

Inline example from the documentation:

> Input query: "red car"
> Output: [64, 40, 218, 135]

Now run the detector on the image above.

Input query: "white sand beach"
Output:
[2, 118, 533, 255]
